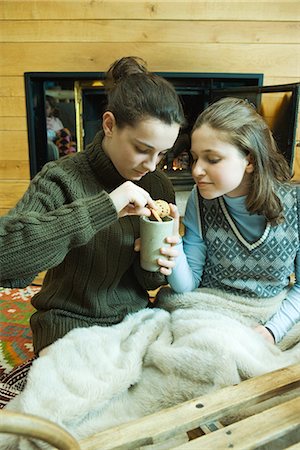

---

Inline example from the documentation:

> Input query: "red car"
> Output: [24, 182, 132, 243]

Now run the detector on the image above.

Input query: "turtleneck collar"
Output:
[84, 131, 126, 190]
[223, 194, 248, 214]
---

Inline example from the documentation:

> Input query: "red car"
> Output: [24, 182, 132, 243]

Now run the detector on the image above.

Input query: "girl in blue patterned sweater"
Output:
[158, 97, 300, 345]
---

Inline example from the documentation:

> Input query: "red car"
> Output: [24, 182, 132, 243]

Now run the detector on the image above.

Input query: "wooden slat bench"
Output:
[80, 363, 300, 450]
[0, 364, 299, 449]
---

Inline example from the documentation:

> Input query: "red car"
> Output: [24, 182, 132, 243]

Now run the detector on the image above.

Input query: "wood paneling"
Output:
[1, 1, 299, 21]
[0, 117, 27, 131]
[0, 208, 11, 216]
[1, 20, 299, 44]
[0, 0, 299, 212]
[0, 131, 28, 160]
[0, 97, 26, 117]
[1, 43, 299, 78]
[0, 160, 30, 179]
[292, 148, 300, 181]
[0, 181, 29, 208]
[0, 77, 25, 97]
[260, 92, 293, 120]
[264, 77, 300, 86]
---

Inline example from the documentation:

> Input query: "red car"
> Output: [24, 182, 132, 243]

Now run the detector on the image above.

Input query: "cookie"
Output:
[150, 200, 171, 221]
[155, 200, 171, 218]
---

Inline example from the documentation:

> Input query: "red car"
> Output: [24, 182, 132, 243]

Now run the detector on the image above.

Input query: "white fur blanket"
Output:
[1, 287, 300, 449]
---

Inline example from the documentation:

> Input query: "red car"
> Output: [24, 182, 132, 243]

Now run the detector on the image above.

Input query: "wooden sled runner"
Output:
[0, 363, 299, 449]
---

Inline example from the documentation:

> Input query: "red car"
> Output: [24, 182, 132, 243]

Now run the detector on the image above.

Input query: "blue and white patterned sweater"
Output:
[168, 184, 300, 343]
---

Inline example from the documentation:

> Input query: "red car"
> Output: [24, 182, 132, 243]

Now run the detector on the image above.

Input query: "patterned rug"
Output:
[0, 286, 40, 376]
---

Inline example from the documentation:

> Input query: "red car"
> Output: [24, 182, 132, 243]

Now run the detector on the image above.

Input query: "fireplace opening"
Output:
[24, 72, 299, 191]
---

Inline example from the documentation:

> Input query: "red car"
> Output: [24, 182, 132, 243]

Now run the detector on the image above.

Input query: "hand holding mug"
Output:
[138, 203, 181, 274]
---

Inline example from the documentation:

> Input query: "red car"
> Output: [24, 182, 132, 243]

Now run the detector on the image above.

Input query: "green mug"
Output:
[139, 215, 174, 272]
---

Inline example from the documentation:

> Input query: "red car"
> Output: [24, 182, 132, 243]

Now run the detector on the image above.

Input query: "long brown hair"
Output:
[193, 97, 291, 225]
[104, 56, 185, 128]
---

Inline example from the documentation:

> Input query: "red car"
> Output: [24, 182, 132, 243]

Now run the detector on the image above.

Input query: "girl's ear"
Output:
[245, 154, 255, 173]
[102, 111, 116, 137]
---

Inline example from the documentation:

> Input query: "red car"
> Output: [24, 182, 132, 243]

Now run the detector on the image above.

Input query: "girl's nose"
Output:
[192, 161, 206, 177]
[143, 155, 157, 173]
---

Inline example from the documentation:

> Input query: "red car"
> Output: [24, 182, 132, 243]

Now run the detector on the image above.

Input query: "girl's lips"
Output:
[197, 181, 212, 186]
[135, 170, 149, 177]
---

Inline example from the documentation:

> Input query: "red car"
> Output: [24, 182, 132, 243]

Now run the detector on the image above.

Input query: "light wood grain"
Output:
[0, 76, 25, 97]
[265, 77, 300, 86]
[0, 160, 30, 179]
[80, 364, 300, 450]
[0, 180, 29, 208]
[0, 411, 80, 450]
[0, 96, 26, 117]
[0, 116, 27, 131]
[261, 92, 294, 118]
[0, 0, 299, 212]
[292, 150, 300, 181]
[2, 20, 299, 44]
[0, 131, 28, 160]
[292, 96, 300, 180]
[1, 1, 299, 21]
[1, 43, 299, 77]
[176, 397, 300, 449]
[0, 208, 10, 215]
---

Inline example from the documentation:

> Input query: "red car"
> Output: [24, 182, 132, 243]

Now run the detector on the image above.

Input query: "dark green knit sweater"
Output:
[0, 132, 175, 354]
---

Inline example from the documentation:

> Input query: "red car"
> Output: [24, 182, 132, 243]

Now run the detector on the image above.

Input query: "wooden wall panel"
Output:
[264, 77, 300, 85]
[0, 96, 26, 117]
[0, 181, 29, 209]
[0, 0, 299, 214]
[0, 77, 25, 97]
[2, 20, 299, 44]
[1, 1, 299, 21]
[0, 131, 28, 160]
[1, 43, 299, 78]
[0, 208, 11, 216]
[0, 161, 30, 180]
[260, 93, 293, 121]
[0, 117, 27, 131]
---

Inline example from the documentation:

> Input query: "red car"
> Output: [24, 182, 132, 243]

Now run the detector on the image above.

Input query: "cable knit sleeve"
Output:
[0, 162, 118, 287]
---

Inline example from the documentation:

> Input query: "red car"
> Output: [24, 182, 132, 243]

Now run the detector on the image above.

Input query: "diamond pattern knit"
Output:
[200, 185, 299, 298]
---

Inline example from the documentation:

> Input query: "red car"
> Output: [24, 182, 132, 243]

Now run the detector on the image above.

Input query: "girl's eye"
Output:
[135, 146, 144, 153]
[208, 158, 221, 164]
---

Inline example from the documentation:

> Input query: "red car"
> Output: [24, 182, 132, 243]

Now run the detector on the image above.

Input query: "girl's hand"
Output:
[158, 204, 181, 276]
[253, 325, 275, 344]
[109, 181, 157, 218]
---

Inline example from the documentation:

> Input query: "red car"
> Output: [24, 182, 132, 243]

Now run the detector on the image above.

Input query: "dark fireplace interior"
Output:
[25, 72, 299, 190]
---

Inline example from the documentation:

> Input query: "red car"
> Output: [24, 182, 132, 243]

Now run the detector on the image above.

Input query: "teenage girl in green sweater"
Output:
[0, 56, 185, 356]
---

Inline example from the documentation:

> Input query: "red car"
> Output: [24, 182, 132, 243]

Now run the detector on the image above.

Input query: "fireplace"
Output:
[24, 72, 299, 192]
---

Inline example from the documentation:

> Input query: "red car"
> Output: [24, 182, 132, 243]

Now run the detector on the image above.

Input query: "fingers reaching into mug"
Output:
[109, 181, 157, 218]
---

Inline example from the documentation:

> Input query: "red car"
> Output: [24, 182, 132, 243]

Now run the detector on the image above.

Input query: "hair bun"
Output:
[106, 56, 148, 88]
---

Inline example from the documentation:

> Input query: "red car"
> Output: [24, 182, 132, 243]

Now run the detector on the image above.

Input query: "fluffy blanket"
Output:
[1, 287, 300, 449]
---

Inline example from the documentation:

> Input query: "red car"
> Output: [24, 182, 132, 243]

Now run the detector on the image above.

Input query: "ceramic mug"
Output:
[139, 215, 174, 272]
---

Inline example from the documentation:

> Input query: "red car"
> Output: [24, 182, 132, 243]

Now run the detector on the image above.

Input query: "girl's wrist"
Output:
[264, 326, 276, 342]
[175, 237, 183, 246]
